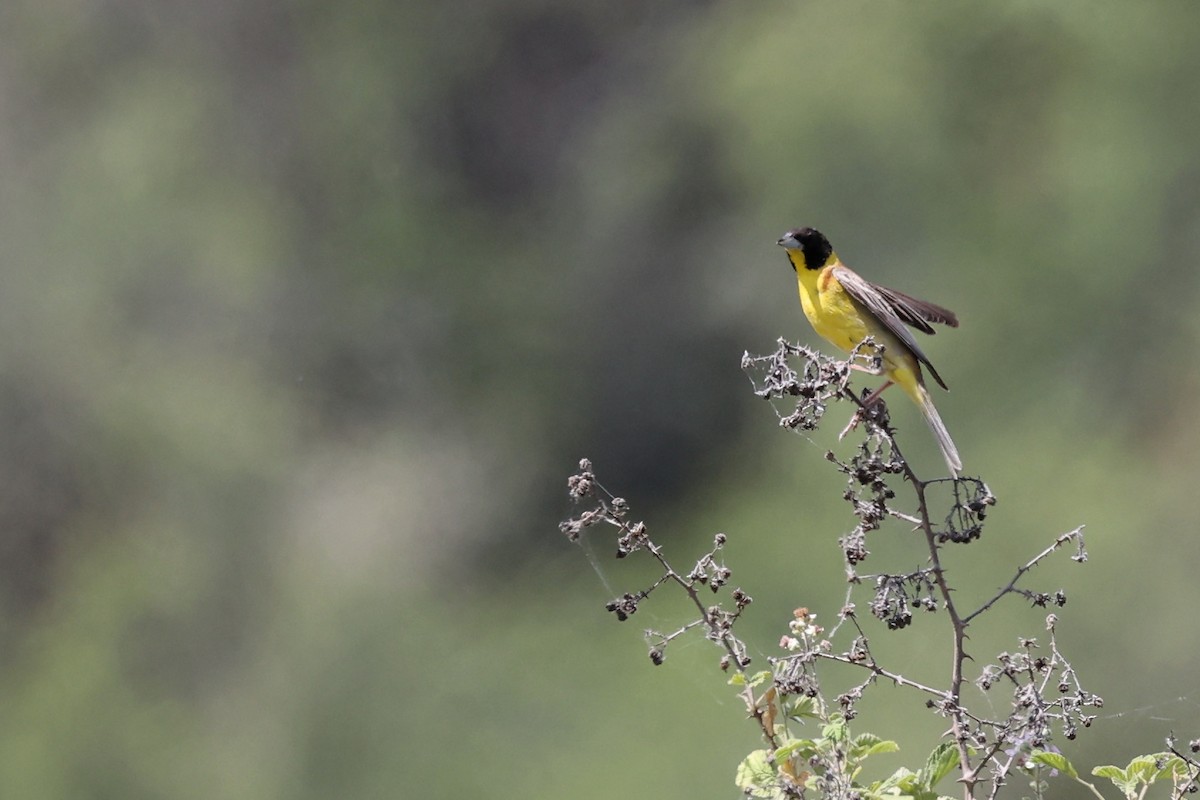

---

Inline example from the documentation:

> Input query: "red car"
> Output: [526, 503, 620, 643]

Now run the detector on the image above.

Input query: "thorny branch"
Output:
[559, 462, 774, 746]
[962, 527, 1087, 625]
[562, 339, 1098, 799]
[744, 338, 1098, 798]
[1166, 737, 1200, 799]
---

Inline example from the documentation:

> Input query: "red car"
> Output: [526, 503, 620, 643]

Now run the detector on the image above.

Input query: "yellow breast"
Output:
[796, 266, 870, 353]
[794, 263, 921, 398]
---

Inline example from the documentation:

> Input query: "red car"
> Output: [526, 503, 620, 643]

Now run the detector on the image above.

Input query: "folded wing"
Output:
[873, 285, 958, 331]
[831, 266, 955, 390]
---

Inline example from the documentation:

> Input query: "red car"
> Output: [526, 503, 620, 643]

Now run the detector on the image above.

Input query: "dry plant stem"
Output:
[843, 390, 978, 798]
[983, 750, 1023, 800]
[911, 467, 976, 797]
[962, 527, 1085, 625]
[1167, 739, 1200, 800]
[571, 342, 1098, 800]
[562, 465, 781, 753]
[818, 612, 982, 719]
[637, 537, 782, 749]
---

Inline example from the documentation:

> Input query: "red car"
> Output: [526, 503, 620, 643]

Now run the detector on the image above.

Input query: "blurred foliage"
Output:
[0, 0, 1195, 797]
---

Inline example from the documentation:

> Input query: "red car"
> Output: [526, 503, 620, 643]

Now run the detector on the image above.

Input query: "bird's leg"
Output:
[838, 380, 895, 441]
[859, 380, 895, 408]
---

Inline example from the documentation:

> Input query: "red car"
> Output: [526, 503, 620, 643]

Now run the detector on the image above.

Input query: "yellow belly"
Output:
[800, 278, 868, 352]
[796, 267, 921, 399]
[797, 268, 875, 352]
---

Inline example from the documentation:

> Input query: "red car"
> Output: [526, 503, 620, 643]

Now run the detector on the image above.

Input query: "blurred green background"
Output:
[0, 0, 1198, 796]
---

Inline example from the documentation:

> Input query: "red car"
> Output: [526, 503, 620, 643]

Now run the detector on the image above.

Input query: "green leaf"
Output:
[873, 766, 918, 793]
[865, 740, 902, 759]
[736, 750, 779, 798]
[774, 738, 818, 762]
[854, 732, 887, 749]
[864, 789, 916, 800]
[785, 695, 818, 720]
[746, 670, 773, 689]
[1126, 755, 1160, 782]
[730, 669, 772, 688]
[821, 715, 848, 743]
[1029, 750, 1078, 779]
[922, 742, 961, 787]
[1091, 765, 1137, 798]
[1158, 756, 1188, 780]
[852, 732, 901, 760]
[863, 767, 934, 800]
[1126, 753, 1185, 784]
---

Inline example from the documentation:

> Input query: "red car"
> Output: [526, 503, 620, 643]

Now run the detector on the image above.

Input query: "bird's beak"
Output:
[776, 236, 791, 248]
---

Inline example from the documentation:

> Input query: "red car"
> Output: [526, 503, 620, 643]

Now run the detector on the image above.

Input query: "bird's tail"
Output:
[914, 382, 962, 476]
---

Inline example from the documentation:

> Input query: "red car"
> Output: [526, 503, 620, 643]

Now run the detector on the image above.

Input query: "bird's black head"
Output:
[777, 227, 833, 271]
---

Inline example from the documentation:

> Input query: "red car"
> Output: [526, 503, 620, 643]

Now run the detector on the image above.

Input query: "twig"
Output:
[963, 527, 1086, 625]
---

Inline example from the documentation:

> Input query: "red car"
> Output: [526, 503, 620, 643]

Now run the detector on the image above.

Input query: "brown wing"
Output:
[830, 266, 952, 390]
[872, 285, 958, 331]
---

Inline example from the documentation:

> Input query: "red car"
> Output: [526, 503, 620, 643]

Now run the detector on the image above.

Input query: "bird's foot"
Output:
[838, 411, 864, 441]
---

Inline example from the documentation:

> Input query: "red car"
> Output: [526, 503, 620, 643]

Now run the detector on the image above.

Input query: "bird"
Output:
[776, 226, 962, 475]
